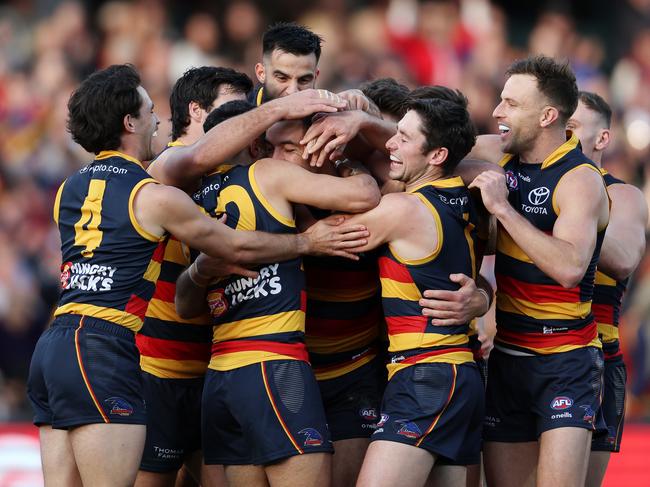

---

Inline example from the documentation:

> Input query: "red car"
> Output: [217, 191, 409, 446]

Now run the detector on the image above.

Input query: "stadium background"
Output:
[0, 0, 649, 485]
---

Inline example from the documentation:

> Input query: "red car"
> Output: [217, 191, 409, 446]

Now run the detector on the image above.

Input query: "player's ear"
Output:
[188, 101, 202, 121]
[255, 63, 265, 84]
[595, 128, 610, 152]
[428, 147, 448, 167]
[124, 114, 136, 133]
[540, 106, 559, 128]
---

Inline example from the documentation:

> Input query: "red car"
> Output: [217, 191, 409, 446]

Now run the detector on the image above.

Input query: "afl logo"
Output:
[528, 187, 550, 205]
[60, 262, 73, 289]
[207, 289, 228, 318]
[505, 170, 518, 190]
[550, 396, 573, 410]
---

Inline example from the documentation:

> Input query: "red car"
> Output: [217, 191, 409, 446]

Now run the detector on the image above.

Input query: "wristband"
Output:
[476, 287, 491, 316]
[188, 262, 210, 287]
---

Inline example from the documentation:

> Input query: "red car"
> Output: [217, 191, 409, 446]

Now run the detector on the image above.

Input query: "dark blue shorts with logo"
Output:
[483, 346, 606, 442]
[202, 359, 333, 466]
[591, 355, 626, 452]
[27, 314, 146, 429]
[317, 357, 386, 441]
[371, 362, 484, 465]
[139, 372, 203, 472]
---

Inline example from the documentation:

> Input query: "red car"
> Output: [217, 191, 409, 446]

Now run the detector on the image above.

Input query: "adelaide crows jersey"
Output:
[54, 151, 164, 332]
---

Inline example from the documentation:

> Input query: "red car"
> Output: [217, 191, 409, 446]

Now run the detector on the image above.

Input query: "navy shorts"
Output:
[140, 372, 203, 472]
[317, 357, 386, 441]
[371, 362, 484, 465]
[591, 356, 626, 452]
[484, 347, 606, 442]
[27, 314, 146, 429]
[202, 360, 333, 466]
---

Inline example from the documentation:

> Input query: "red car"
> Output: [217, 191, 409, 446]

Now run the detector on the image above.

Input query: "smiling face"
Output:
[133, 85, 160, 161]
[255, 49, 318, 100]
[266, 119, 309, 168]
[385, 110, 432, 184]
[492, 74, 546, 155]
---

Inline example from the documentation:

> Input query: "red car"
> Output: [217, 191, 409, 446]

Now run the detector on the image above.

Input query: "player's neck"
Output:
[405, 166, 447, 192]
[178, 125, 203, 146]
[117, 138, 144, 163]
[519, 126, 567, 165]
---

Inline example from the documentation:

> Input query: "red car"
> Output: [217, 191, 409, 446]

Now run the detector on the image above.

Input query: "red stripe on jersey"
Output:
[125, 294, 149, 320]
[151, 241, 166, 263]
[497, 322, 597, 349]
[300, 290, 307, 312]
[152, 280, 175, 303]
[136, 334, 211, 361]
[211, 340, 309, 361]
[592, 303, 615, 325]
[386, 315, 428, 334]
[497, 273, 581, 304]
[378, 256, 414, 283]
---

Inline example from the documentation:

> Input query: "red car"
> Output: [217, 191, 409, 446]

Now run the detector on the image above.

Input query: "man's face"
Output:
[492, 74, 545, 155]
[385, 110, 431, 183]
[256, 49, 318, 100]
[134, 85, 160, 161]
[566, 100, 603, 160]
[266, 120, 309, 168]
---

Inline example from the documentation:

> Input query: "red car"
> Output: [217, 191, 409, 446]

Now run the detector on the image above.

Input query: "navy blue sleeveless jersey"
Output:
[199, 163, 307, 371]
[379, 177, 480, 380]
[592, 169, 629, 360]
[54, 150, 164, 332]
[495, 134, 605, 354]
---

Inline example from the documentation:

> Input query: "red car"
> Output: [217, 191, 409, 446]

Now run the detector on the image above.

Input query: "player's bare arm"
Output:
[470, 166, 609, 288]
[173, 252, 256, 319]
[597, 183, 648, 280]
[338, 192, 438, 258]
[133, 182, 370, 263]
[254, 158, 381, 215]
[158, 89, 347, 188]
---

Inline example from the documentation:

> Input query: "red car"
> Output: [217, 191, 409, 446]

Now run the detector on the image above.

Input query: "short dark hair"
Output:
[578, 91, 612, 128]
[67, 64, 142, 154]
[407, 98, 476, 174]
[360, 78, 410, 120]
[506, 55, 578, 124]
[262, 22, 322, 61]
[409, 85, 468, 109]
[203, 100, 255, 133]
[170, 66, 253, 140]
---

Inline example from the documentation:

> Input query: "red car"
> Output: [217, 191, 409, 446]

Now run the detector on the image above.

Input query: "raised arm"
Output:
[597, 183, 648, 280]
[158, 89, 347, 188]
[470, 166, 610, 288]
[256, 158, 381, 214]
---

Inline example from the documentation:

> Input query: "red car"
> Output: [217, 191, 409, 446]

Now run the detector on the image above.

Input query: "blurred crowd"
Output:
[2, 0, 650, 422]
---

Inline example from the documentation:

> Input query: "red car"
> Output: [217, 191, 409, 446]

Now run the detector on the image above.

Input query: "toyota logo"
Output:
[528, 187, 550, 205]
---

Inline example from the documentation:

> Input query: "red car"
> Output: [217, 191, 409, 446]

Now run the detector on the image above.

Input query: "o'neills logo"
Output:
[207, 289, 228, 318]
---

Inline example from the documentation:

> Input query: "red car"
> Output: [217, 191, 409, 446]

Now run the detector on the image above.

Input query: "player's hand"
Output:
[194, 253, 259, 281]
[300, 111, 366, 167]
[478, 328, 494, 359]
[419, 273, 488, 325]
[337, 89, 381, 117]
[468, 170, 510, 217]
[275, 89, 347, 120]
[302, 215, 369, 260]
